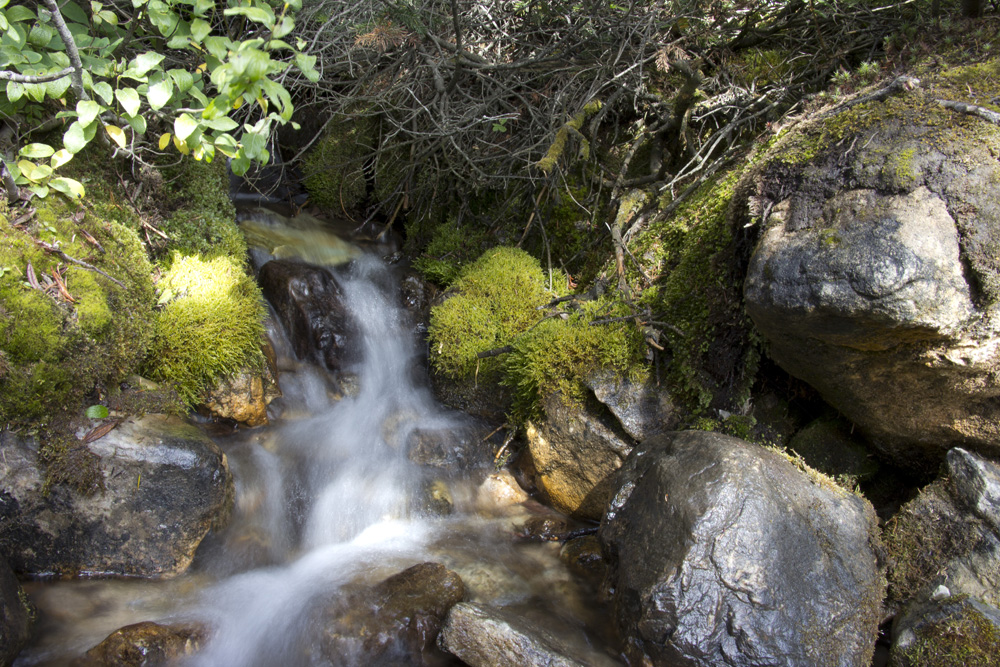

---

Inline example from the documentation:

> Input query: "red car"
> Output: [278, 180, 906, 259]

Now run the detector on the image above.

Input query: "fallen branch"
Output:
[35, 240, 125, 288]
[477, 345, 513, 359]
[936, 98, 1000, 125]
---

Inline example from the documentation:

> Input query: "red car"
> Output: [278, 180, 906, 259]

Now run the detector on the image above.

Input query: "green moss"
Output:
[411, 219, 489, 286]
[536, 100, 603, 174]
[144, 253, 266, 406]
[428, 247, 555, 379]
[895, 605, 1000, 667]
[158, 159, 245, 263]
[303, 114, 375, 212]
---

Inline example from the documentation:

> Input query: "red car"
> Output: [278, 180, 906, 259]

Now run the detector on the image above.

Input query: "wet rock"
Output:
[0, 557, 32, 666]
[258, 259, 352, 373]
[320, 562, 465, 665]
[421, 480, 454, 516]
[514, 515, 594, 543]
[884, 448, 1000, 613]
[73, 620, 207, 666]
[438, 602, 620, 667]
[599, 430, 883, 667]
[406, 418, 499, 471]
[525, 393, 634, 521]
[199, 340, 281, 427]
[891, 596, 1000, 667]
[476, 470, 529, 511]
[585, 370, 678, 441]
[788, 417, 879, 484]
[400, 271, 438, 336]
[0, 415, 234, 578]
[741, 98, 1000, 469]
[429, 372, 513, 425]
[559, 535, 605, 583]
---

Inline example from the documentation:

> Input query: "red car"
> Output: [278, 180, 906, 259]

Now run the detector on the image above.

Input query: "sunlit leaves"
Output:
[76, 99, 102, 127]
[49, 176, 84, 198]
[19, 143, 55, 159]
[147, 79, 174, 110]
[105, 125, 127, 148]
[116, 87, 141, 116]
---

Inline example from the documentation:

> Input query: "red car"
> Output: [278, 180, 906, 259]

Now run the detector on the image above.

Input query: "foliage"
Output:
[0, 0, 319, 199]
[428, 246, 555, 380]
[144, 252, 266, 406]
[0, 194, 154, 425]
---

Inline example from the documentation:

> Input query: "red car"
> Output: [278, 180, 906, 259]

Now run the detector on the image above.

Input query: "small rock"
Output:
[422, 480, 454, 516]
[476, 470, 529, 511]
[199, 342, 281, 427]
[788, 417, 879, 483]
[0, 557, 32, 666]
[73, 621, 207, 666]
[559, 536, 605, 583]
[585, 370, 678, 441]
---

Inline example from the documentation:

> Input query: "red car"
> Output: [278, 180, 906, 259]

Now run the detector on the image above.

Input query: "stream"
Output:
[15, 210, 619, 666]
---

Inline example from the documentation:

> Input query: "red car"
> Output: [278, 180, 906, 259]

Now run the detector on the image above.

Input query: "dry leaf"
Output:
[83, 419, 121, 444]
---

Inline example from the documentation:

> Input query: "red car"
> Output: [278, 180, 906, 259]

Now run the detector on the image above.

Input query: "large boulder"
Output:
[599, 430, 884, 666]
[0, 557, 31, 666]
[258, 259, 352, 373]
[525, 393, 635, 521]
[0, 415, 234, 578]
[740, 73, 1000, 469]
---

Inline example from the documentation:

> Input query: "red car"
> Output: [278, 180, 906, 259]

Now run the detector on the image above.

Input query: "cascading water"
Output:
[16, 213, 618, 666]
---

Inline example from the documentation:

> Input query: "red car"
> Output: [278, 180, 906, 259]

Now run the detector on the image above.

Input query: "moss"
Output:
[158, 159, 245, 263]
[536, 100, 603, 174]
[144, 253, 267, 406]
[0, 197, 155, 426]
[895, 605, 1000, 667]
[303, 114, 375, 212]
[428, 247, 555, 379]
[411, 219, 489, 286]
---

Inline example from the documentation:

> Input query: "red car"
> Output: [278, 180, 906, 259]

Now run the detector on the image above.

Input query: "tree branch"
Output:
[0, 67, 74, 84]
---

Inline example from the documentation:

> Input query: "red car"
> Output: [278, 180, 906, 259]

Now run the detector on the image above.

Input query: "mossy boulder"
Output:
[740, 63, 1000, 469]
[302, 114, 375, 212]
[0, 197, 154, 425]
[891, 597, 1000, 667]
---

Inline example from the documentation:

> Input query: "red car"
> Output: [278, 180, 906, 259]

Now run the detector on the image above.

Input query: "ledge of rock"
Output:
[0, 415, 234, 578]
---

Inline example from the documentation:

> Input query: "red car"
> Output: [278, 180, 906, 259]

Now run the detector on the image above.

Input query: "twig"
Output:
[35, 240, 125, 288]
[936, 98, 1000, 126]
[0, 67, 74, 84]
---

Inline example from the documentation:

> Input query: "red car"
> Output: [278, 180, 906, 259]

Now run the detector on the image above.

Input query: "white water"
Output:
[17, 231, 616, 666]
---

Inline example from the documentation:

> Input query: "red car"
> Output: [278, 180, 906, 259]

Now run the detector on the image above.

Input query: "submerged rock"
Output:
[526, 393, 634, 521]
[438, 602, 621, 667]
[73, 621, 207, 667]
[0, 557, 32, 666]
[258, 259, 352, 373]
[741, 86, 1000, 469]
[0, 415, 234, 578]
[320, 562, 465, 665]
[599, 430, 884, 667]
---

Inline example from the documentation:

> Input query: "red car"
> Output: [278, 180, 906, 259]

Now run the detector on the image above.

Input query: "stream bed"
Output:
[15, 212, 620, 666]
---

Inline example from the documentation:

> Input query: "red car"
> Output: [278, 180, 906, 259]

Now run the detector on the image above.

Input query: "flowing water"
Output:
[16, 212, 617, 666]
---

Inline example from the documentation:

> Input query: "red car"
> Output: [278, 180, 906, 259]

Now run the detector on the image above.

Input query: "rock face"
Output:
[526, 393, 635, 521]
[599, 430, 884, 667]
[320, 562, 465, 665]
[438, 602, 620, 667]
[199, 341, 281, 427]
[0, 415, 234, 578]
[258, 259, 352, 373]
[585, 370, 678, 442]
[741, 93, 1000, 469]
[74, 621, 207, 667]
[0, 558, 31, 666]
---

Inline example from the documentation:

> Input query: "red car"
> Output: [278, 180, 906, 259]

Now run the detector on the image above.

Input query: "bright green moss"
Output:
[428, 247, 555, 379]
[144, 253, 266, 406]
[159, 159, 245, 263]
[411, 219, 488, 286]
[303, 114, 375, 211]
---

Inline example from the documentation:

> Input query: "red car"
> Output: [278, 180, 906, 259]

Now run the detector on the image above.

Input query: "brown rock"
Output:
[74, 621, 207, 666]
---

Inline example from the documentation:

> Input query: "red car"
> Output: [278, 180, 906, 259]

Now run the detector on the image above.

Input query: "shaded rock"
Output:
[400, 271, 438, 337]
[559, 535, 605, 583]
[406, 418, 500, 471]
[891, 596, 1000, 667]
[438, 602, 620, 667]
[514, 515, 594, 543]
[0, 415, 234, 578]
[741, 93, 1000, 469]
[429, 372, 512, 425]
[0, 557, 31, 666]
[526, 394, 634, 521]
[599, 430, 884, 667]
[884, 448, 1000, 612]
[585, 370, 679, 441]
[421, 480, 454, 516]
[258, 259, 352, 373]
[320, 562, 465, 665]
[199, 341, 281, 427]
[73, 621, 207, 666]
[788, 417, 879, 484]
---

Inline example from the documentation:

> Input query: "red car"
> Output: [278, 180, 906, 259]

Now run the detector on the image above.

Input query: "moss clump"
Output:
[411, 218, 489, 286]
[894, 604, 1000, 667]
[0, 197, 154, 425]
[303, 114, 375, 212]
[158, 159, 245, 262]
[503, 298, 647, 421]
[144, 253, 266, 406]
[428, 247, 555, 379]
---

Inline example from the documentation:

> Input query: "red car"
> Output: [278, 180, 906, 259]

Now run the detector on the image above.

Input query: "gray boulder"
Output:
[0, 415, 234, 578]
[599, 430, 884, 667]
[740, 89, 1000, 469]
[0, 557, 31, 666]
[438, 602, 621, 667]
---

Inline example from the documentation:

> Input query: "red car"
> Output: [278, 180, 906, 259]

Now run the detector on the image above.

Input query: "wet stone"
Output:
[73, 621, 208, 667]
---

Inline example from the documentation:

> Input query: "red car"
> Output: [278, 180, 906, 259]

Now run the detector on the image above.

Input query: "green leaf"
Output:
[92, 81, 114, 105]
[4, 5, 35, 22]
[241, 129, 267, 160]
[165, 21, 191, 50]
[44, 75, 72, 99]
[19, 143, 55, 159]
[272, 15, 295, 39]
[223, 5, 275, 26]
[146, 79, 173, 110]
[28, 184, 49, 198]
[295, 53, 319, 82]
[174, 113, 198, 141]
[64, 120, 96, 153]
[5, 23, 26, 49]
[97, 10, 117, 25]
[60, 1, 90, 25]
[23, 83, 45, 103]
[115, 87, 141, 116]
[76, 99, 102, 127]
[203, 116, 238, 132]
[50, 176, 84, 198]
[230, 152, 250, 175]
[105, 124, 127, 148]
[6, 80, 23, 102]
[214, 133, 238, 157]
[168, 68, 194, 93]
[27, 23, 55, 48]
[131, 51, 165, 77]
[204, 36, 230, 61]
[50, 149, 73, 169]
[147, 0, 179, 36]
[85, 404, 109, 419]
[24, 162, 52, 182]
[125, 112, 147, 135]
[190, 17, 211, 42]
[193, 0, 213, 15]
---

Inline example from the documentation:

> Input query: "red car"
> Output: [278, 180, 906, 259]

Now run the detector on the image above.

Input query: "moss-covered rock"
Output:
[144, 253, 267, 406]
[302, 114, 375, 212]
[158, 159, 246, 262]
[0, 196, 155, 425]
[891, 598, 1000, 667]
